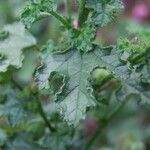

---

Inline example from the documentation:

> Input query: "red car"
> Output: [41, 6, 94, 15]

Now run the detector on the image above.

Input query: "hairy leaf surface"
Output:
[21, 0, 57, 28]
[70, 25, 96, 53]
[35, 46, 132, 125]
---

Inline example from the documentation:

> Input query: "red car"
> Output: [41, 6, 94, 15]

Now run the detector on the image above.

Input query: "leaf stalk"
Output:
[40, 11, 71, 29]
[11, 78, 56, 133]
[35, 93, 56, 132]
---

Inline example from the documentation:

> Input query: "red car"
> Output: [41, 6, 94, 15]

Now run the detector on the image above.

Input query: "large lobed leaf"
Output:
[0, 22, 36, 73]
[35, 45, 150, 125]
[35, 49, 96, 126]
[35, 45, 133, 126]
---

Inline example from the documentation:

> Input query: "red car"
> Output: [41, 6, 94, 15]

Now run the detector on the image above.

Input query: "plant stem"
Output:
[35, 94, 56, 132]
[11, 78, 56, 133]
[51, 11, 71, 29]
[40, 11, 71, 29]
[66, 0, 71, 20]
[84, 100, 129, 150]
[78, 0, 89, 27]
[11, 78, 23, 91]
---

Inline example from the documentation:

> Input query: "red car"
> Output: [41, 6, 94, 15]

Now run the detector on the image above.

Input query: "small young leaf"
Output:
[70, 24, 96, 53]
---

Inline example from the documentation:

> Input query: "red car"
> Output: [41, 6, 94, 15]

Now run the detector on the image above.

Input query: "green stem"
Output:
[84, 100, 129, 150]
[51, 11, 71, 29]
[35, 94, 56, 132]
[66, 0, 71, 20]
[78, 0, 88, 27]
[40, 11, 71, 29]
[11, 78, 23, 91]
[11, 78, 56, 133]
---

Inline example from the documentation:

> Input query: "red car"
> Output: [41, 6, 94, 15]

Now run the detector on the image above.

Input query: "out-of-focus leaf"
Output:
[0, 22, 36, 73]
[0, 129, 7, 146]
[117, 21, 150, 53]
[116, 67, 150, 105]
[14, 48, 39, 83]
[86, 0, 123, 27]
[38, 133, 70, 150]
[0, 85, 28, 126]
[5, 133, 44, 150]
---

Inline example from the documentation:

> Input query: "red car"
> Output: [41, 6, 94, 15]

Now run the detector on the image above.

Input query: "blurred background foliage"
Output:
[0, 0, 150, 150]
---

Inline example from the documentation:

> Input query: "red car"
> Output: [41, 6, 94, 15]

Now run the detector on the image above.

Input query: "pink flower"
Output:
[131, 3, 149, 21]
[73, 19, 78, 29]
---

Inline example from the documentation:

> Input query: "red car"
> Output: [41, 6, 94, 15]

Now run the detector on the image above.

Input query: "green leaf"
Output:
[140, 60, 150, 84]
[48, 72, 67, 101]
[35, 46, 131, 125]
[0, 30, 9, 40]
[14, 48, 39, 83]
[21, 0, 57, 28]
[116, 61, 150, 106]
[0, 85, 28, 126]
[38, 134, 70, 150]
[36, 44, 150, 125]
[86, 0, 123, 27]
[70, 25, 96, 53]
[0, 22, 36, 73]
[35, 50, 95, 125]
[5, 133, 44, 150]
[117, 21, 150, 53]
[42, 39, 71, 54]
